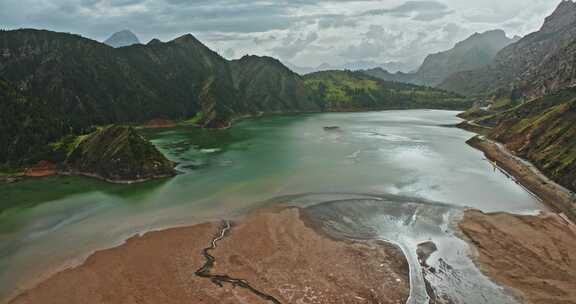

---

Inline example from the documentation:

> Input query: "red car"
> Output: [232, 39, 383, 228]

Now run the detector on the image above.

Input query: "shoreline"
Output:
[466, 135, 576, 221]
[7, 206, 410, 304]
[2, 108, 462, 185]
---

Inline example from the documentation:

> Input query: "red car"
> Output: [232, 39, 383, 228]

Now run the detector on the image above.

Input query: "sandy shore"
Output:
[9, 207, 410, 304]
[460, 210, 576, 304]
[467, 136, 576, 221]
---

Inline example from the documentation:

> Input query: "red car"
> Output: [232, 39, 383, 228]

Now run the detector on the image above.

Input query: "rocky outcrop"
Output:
[103, 30, 140, 48]
[64, 125, 175, 183]
[519, 40, 576, 99]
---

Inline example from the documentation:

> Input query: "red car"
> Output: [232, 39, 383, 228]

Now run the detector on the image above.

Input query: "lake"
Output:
[0, 110, 543, 302]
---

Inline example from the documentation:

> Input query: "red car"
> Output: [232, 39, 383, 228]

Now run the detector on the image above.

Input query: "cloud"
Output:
[0, 0, 562, 69]
[223, 48, 236, 58]
[271, 32, 319, 59]
[362, 1, 453, 21]
[340, 25, 405, 59]
[317, 14, 357, 29]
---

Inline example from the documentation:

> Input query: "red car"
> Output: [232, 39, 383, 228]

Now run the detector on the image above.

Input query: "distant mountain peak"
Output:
[147, 38, 162, 45]
[541, 0, 576, 33]
[172, 33, 200, 43]
[104, 30, 140, 48]
[453, 29, 510, 49]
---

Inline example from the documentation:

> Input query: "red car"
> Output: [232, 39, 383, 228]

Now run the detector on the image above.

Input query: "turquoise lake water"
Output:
[0, 110, 543, 301]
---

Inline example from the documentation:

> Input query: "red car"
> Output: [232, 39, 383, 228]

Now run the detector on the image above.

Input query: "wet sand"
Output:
[9, 207, 410, 304]
[467, 136, 576, 221]
[460, 210, 576, 304]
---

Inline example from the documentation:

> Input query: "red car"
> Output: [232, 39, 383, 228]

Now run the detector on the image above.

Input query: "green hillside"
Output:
[304, 70, 470, 111]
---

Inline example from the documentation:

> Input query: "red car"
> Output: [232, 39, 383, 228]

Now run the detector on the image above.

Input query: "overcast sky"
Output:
[0, 0, 563, 70]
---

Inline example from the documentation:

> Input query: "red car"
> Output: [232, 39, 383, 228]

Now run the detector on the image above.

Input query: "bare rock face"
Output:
[541, 1, 576, 33]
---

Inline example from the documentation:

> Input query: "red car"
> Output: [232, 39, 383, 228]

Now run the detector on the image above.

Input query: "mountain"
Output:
[416, 30, 518, 87]
[104, 30, 140, 48]
[230, 55, 320, 115]
[440, 1, 576, 97]
[477, 88, 576, 192]
[363, 30, 517, 87]
[0, 29, 318, 165]
[0, 29, 472, 167]
[287, 60, 416, 75]
[362, 68, 416, 84]
[303, 70, 469, 111]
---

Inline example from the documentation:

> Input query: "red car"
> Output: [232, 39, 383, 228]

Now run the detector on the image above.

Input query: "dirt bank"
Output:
[460, 210, 576, 304]
[9, 207, 410, 304]
[467, 136, 576, 221]
[141, 119, 178, 129]
[24, 161, 57, 177]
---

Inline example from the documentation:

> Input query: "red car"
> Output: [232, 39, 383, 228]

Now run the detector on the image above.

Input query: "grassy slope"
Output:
[304, 70, 470, 111]
[486, 89, 576, 191]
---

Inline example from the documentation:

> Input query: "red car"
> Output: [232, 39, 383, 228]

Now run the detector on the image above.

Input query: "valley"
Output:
[1, 1, 576, 303]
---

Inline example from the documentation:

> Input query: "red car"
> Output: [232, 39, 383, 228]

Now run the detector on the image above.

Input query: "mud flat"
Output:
[9, 207, 410, 304]
[460, 210, 576, 304]
[467, 136, 576, 221]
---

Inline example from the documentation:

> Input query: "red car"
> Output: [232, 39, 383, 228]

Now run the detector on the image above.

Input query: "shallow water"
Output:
[300, 194, 518, 304]
[0, 110, 542, 301]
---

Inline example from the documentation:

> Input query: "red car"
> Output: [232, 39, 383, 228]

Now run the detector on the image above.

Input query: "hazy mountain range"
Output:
[286, 60, 418, 75]
[363, 30, 520, 87]
[440, 0, 576, 98]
